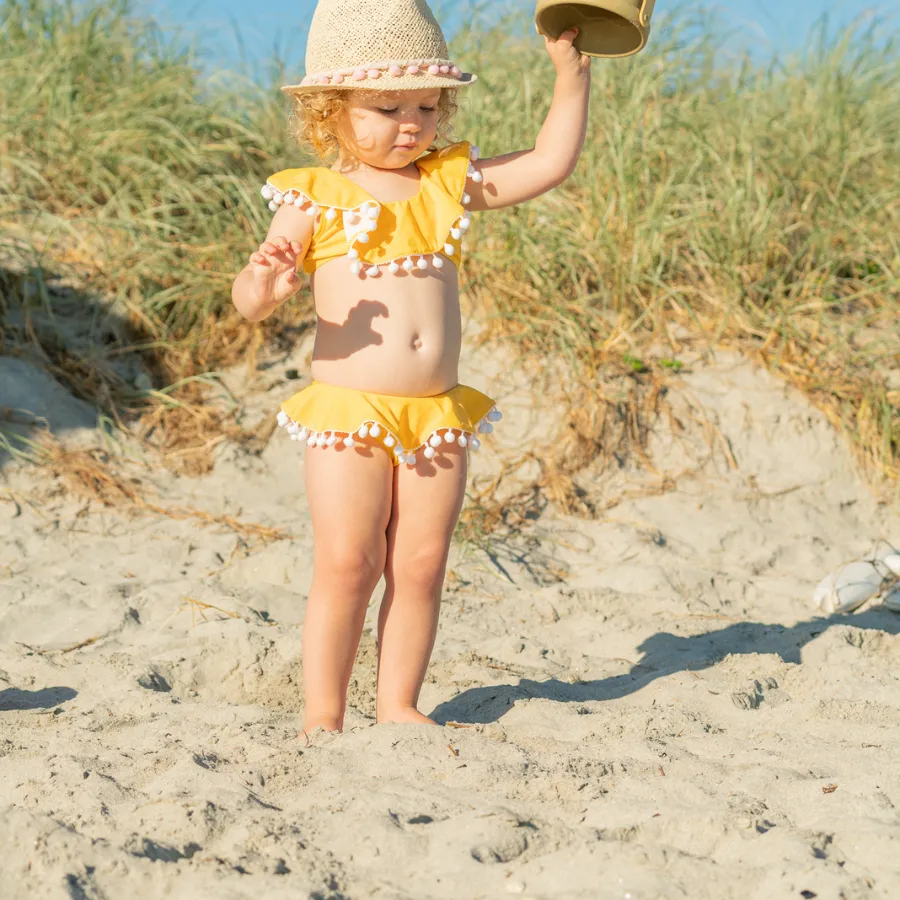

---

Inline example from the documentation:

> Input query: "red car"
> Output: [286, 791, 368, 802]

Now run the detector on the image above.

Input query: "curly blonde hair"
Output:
[288, 88, 458, 163]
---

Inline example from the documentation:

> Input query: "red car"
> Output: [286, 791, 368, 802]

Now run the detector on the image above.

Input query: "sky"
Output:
[138, 0, 896, 77]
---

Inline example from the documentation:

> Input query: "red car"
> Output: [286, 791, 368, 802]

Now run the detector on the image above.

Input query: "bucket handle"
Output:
[639, 0, 655, 27]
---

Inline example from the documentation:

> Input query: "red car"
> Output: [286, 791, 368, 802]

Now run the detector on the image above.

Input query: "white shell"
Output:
[433, 255, 444, 268]
[383, 435, 396, 447]
[369, 424, 381, 438]
[416, 257, 428, 270]
[261, 184, 274, 200]
[443, 431, 455, 443]
[276, 410, 289, 427]
[429, 434, 442, 448]
[883, 554, 900, 576]
[814, 561, 884, 614]
[487, 409, 503, 422]
[424, 446, 436, 460]
[402, 258, 415, 272]
[457, 434, 468, 447]
[443, 242, 455, 255]
[343, 436, 355, 448]
[388, 261, 400, 274]
[358, 424, 369, 438]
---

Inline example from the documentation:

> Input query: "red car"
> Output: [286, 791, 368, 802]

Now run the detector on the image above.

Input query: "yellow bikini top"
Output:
[261, 141, 482, 277]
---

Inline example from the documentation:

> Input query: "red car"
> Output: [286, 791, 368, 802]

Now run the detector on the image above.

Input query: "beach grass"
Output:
[1, 0, 897, 511]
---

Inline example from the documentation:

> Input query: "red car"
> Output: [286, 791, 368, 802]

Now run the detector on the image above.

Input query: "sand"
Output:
[2, 340, 900, 900]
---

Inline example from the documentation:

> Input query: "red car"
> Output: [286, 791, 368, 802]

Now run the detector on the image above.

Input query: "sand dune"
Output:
[2, 344, 899, 899]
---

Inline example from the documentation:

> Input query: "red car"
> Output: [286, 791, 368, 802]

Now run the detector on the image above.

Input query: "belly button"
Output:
[411, 334, 423, 351]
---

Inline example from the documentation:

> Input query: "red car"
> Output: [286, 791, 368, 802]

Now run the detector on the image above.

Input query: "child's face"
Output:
[338, 88, 442, 168]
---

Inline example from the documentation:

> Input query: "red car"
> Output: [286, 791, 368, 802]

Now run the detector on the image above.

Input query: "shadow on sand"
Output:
[431, 608, 900, 725]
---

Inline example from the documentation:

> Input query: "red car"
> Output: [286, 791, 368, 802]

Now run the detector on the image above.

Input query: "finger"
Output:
[290, 240, 303, 255]
[272, 236, 290, 252]
[250, 252, 270, 266]
[556, 27, 578, 44]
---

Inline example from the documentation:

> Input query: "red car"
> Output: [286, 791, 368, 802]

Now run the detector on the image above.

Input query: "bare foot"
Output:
[300, 724, 342, 746]
[376, 707, 438, 725]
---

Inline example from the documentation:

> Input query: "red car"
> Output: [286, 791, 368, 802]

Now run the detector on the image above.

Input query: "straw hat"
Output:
[282, 0, 477, 95]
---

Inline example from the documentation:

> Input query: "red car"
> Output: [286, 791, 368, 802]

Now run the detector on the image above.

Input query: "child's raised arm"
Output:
[466, 28, 590, 212]
[232, 203, 315, 322]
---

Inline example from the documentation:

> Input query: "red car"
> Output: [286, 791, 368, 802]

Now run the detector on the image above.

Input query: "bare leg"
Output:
[302, 443, 393, 735]
[375, 444, 468, 725]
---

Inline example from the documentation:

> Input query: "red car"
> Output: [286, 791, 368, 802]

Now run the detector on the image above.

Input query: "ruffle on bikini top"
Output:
[261, 141, 482, 277]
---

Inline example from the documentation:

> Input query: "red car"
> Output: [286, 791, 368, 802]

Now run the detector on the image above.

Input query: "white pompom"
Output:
[488, 409, 503, 422]
[343, 436, 355, 448]
[462, 192, 471, 205]
[348, 248, 359, 259]
[306, 204, 317, 216]
[261, 184, 274, 200]
[469, 145, 480, 160]
[325, 207, 337, 220]
[407, 453, 417, 466]
[383, 434, 396, 447]
[290, 432, 300, 441]
[298, 427, 309, 440]
[416, 257, 428, 270]
[443, 242, 455, 255]
[358, 424, 369, 438]
[350, 261, 361, 275]
[286, 423, 300, 435]
[397, 453, 407, 464]
[429, 434, 442, 448]
[471, 171, 483, 183]
[369, 423, 381, 438]
[273, 192, 284, 205]
[424, 446, 436, 460]
[433, 255, 444, 268]
[307, 434, 317, 447]
[268, 200, 278, 212]
[470, 437, 481, 451]
[276, 410, 289, 427]
[316, 435, 327, 447]
[443, 430, 455, 443]
[367, 266, 380, 277]
[359, 202, 370, 214]
[402, 258, 414, 272]
[457, 434, 468, 447]
[459, 216, 471, 231]
[367, 206, 379, 219]
[291, 195, 304, 207]
[388, 261, 400, 274]
[326, 434, 337, 447]
[356, 232, 369, 244]
[450, 228, 461, 240]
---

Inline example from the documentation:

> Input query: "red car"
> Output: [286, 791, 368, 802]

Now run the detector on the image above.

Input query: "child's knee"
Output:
[315, 538, 386, 591]
[387, 540, 450, 592]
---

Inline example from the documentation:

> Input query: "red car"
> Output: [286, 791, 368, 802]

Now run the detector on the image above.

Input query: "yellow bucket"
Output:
[535, 0, 656, 58]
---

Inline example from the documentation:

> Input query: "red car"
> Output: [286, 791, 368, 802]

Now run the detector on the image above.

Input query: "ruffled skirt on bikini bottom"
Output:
[276, 381, 502, 467]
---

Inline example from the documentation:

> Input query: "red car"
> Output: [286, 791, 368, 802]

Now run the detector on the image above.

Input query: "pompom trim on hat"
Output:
[282, 57, 477, 93]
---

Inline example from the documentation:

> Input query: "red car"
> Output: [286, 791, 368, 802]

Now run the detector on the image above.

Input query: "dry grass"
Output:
[1, 0, 898, 530]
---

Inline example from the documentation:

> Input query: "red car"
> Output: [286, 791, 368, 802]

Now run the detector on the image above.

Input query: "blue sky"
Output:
[139, 0, 895, 76]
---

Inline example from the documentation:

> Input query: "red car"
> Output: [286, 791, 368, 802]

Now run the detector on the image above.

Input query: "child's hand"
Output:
[544, 27, 591, 80]
[249, 237, 305, 308]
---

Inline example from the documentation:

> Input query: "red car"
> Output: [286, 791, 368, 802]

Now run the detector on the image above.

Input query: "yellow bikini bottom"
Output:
[276, 381, 501, 467]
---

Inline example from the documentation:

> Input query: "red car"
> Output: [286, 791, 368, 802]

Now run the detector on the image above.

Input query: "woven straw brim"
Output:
[282, 72, 477, 95]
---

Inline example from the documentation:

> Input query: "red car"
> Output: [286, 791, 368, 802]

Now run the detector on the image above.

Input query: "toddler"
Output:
[231, 0, 590, 738]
